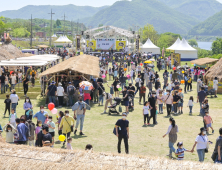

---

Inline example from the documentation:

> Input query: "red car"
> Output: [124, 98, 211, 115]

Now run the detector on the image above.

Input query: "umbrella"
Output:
[149, 59, 155, 62]
[147, 64, 155, 68]
[144, 60, 152, 64]
[79, 81, 93, 90]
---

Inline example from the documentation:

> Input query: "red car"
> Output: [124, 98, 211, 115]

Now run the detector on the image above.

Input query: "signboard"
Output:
[116, 40, 126, 51]
[135, 39, 139, 51]
[171, 53, 181, 66]
[76, 35, 81, 50]
[87, 40, 96, 51]
[96, 39, 115, 50]
[208, 81, 222, 89]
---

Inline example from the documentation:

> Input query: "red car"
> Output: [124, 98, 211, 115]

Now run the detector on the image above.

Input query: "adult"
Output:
[177, 88, 184, 114]
[113, 77, 120, 97]
[98, 83, 105, 106]
[213, 128, 222, 163]
[187, 73, 192, 92]
[73, 96, 87, 135]
[148, 91, 157, 125]
[191, 127, 209, 162]
[10, 89, 19, 113]
[22, 75, 29, 96]
[30, 68, 36, 87]
[115, 112, 129, 154]
[91, 79, 98, 103]
[46, 81, 57, 105]
[42, 124, 52, 147]
[213, 77, 218, 97]
[16, 118, 28, 145]
[172, 91, 181, 115]
[172, 70, 179, 82]
[104, 92, 113, 113]
[23, 97, 33, 120]
[67, 82, 75, 107]
[134, 75, 142, 95]
[163, 118, 178, 158]
[197, 87, 207, 115]
[128, 83, 135, 106]
[57, 82, 64, 107]
[197, 76, 202, 93]
[122, 86, 129, 113]
[33, 105, 47, 125]
[139, 83, 146, 104]
[59, 110, 74, 145]
[0, 73, 5, 94]
[184, 73, 188, 94]
[10, 72, 17, 90]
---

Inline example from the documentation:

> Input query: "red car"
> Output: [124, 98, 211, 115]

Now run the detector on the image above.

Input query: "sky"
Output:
[0, 0, 121, 12]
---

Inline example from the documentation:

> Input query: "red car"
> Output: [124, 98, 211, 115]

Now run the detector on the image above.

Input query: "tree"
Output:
[212, 38, 222, 55]
[12, 28, 30, 37]
[141, 24, 158, 44]
[188, 39, 198, 47]
[0, 16, 6, 34]
[56, 19, 61, 27]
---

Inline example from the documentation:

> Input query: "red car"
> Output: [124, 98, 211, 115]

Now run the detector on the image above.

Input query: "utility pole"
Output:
[48, 9, 55, 46]
[30, 14, 32, 48]
[77, 19, 79, 35]
[44, 22, 46, 41]
[62, 13, 68, 35]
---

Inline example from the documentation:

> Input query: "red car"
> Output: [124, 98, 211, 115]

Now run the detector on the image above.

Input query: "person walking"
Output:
[22, 75, 29, 96]
[213, 77, 218, 97]
[163, 118, 178, 158]
[184, 73, 188, 94]
[139, 83, 146, 105]
[10, 89, 19, 113]
[197, 87, 207, 116]
[191, 127, 210, 162]
[213, 128, 222, 163]
[57, 82, 64, 107]
[46, 81, 57, 105]
[23, 97, 33, 120]
[0, 73, 6, 94]
[16, 118, 28, 145]
[59, 110, 75, 146]
[148, 91, 157, 125]
[104, 92, 113, 113]
[115, 112, 129, 154]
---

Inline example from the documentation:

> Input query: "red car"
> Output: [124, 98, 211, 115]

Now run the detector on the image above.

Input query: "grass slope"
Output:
[0, 61, 220, 163]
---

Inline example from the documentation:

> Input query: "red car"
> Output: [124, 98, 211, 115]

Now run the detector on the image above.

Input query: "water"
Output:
[197, 42, 212, 51]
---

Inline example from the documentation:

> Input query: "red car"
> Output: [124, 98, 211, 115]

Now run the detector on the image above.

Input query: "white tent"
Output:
[52, 34, 57, 38]
[169, 38, 197, 61]
[54, 35, 72, 43]
[167, 38, 181, 50]
[140, 38, 160, 54]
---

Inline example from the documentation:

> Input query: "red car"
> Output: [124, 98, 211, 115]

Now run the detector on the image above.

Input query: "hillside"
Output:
[85, 0, 199, 34]
[0, 5, 108, 20]
[158, 0, 222, 21]
[188, 10, 222, 36]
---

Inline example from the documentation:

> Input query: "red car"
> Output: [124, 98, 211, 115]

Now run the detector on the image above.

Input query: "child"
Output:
[35, 120, 42, 146]
[143, 101, 150, 125]
[9, 108, 17, 128]
[67, 137, 73, 150]
[47, 116, 55, 146]
[107, 83, 114, 96]
[157, 91, 164, 114]
[44, 113, 49, 124]
[187, 96, 194, 115]
[4, 95, 11, 117]
[3, 123, 16, 143]
[175, 142, 192, 160]
[204, 112, 214, 134]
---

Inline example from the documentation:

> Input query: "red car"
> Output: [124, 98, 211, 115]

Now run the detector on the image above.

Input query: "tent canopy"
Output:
[166, 37, 181, 51]
[190, 57, 218, 66]
[38, 45, 49, 48]
[140, 38, 160, 54]
[54, 35, 72, 43]
[40, 54, 100, 78]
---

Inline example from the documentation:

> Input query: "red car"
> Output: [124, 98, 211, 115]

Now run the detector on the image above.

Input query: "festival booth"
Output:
[39, 54, 100, 85]
[21, 49, 38, 55]
[54, 35, 72, 47]
[204, 58, 222, 93]
[167, 38, 197, 61]
[140, 38, 160, 54]
[190, 57, 218, 68]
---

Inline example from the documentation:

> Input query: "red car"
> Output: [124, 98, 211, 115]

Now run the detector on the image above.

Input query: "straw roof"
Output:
[40, 54, 100, 77]
[0, 141, 221, 170]
[204, 58, 222, 81]
[190, 57, 218, 66]
[38, 45, 49, 48]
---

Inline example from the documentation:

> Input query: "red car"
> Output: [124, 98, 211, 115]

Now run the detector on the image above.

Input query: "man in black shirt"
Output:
[173, 91, 181, 114]
[4, 94, 11, 116]
[148, 91, 157, 125]
[115, 112, 129, 154]
[91, 79, 98, 103]
[128, 83, 135, 106]
[122, 86, 129, 113]
[0, 73, 5, 94]
[42, 124, 52, 147]
[22, 75, 29, 96]
[46, 81, 57, 105]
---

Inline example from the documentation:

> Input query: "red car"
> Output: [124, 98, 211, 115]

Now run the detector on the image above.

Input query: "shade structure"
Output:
[79, 81, 93, 90]
[166, 38, 181, 51]
[54, 35, 72, 43]
[37, 45, 49, 48]
[190, 57, 218, 66]
[140, 39, 160, 54]
[40, 54, 100, 78]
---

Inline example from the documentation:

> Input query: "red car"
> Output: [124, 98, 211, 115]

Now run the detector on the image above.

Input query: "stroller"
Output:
[108, 97, 122, 115]
[206, 88, 216, 98]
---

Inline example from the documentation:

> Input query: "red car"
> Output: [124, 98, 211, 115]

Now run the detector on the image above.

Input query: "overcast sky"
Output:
[0, 0, 221, 12]
[0, 0, 121, 12]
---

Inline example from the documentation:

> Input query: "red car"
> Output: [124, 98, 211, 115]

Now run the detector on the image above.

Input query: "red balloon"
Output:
[48, 103, 55, 111]
[173, 67, 176, 70]
[140, 63, 143, 66]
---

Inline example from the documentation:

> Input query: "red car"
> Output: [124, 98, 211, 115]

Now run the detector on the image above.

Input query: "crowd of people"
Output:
[0, 51, 221, 164]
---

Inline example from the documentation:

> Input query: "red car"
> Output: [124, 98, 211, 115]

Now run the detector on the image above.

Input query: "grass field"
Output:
[0, 61, 221, 163]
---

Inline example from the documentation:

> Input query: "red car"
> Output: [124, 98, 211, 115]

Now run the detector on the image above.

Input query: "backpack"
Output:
[68, 86, 75, 95]
[188, 77, 192, 83]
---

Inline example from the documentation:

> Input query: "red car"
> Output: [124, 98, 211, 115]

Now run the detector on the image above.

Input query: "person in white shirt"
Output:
[10, 89, 19, 113]
[143, 101, 150, 125]
[134, 75, 142, 95]
[10, 73, 17, 90]
[18, 70, 22, 84]
[197, 76, 202, 93]
[213, 77, 218, 97]
[3, 123, 17, 143]
[57, 82, 64, 107]
[104, 92, 113, 113]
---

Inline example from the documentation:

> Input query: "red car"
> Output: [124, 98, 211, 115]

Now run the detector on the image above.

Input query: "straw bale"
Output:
[204, 58, 222, 81]
[40, 55, 100, 78]
[190, 57, 218, 66]
[0, 142, 221, 170]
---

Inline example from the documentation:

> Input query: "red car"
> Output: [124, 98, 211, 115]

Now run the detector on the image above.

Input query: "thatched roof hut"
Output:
[40, 54, 100, 78]
[204, 58, 222, 81]
[190, 57, 218, 66]
[0, 141, 221, 170]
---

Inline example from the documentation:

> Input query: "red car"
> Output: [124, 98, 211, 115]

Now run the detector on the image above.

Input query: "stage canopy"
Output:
[140, 38, 160, 54]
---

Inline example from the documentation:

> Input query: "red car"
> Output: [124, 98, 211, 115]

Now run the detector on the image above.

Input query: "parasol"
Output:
[144, 60, 152, 64]
[79, 81, 93, 90]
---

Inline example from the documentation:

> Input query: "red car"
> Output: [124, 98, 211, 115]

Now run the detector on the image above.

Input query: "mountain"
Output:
[188, 10, 222, 36]
[158, 0, 222, 21]
[84, 0, 199, 34]
[0, 5, 108, 21]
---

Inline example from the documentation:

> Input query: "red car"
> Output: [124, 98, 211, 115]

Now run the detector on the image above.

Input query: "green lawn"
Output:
[0, 61, 221, 163]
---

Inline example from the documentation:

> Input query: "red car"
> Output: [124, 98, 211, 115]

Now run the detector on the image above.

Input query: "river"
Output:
[197, 42, 212, 51]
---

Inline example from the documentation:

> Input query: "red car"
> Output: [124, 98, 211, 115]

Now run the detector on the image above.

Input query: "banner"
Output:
[171, 53, 181, 66]
[116, 41, 126, 51]
[208, 81, 222, 88]
[87, 40, 96, 51]
[96, 39, 115, 50]
[76, 35, 81, 50]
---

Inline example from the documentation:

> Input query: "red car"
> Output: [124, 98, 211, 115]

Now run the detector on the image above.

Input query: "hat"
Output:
[200, 127, 206, 132]
[58, 82, 62, 86]
[68, 82, 72, 84]
[122, 112, 127, 116]
[177, 142, 183, 146]
[51, 81, 55, 84]
[11, 89, 16, 93]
